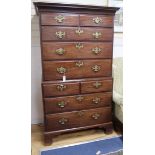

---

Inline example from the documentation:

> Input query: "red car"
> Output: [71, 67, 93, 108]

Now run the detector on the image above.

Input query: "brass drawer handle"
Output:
[76, 96, 84, 102]
[59, 118, 68, 125]
[75, 61, 84, 67]
[92, 97, 101, 104]
[57, 84, 67, 91]
[75, 28, 84, 35]
[92, 113, 100, 120]
[92, 65, 101, 72]
[57, 67, 67, 74]
[77, 111, 84, 117]
[93, 82, 102, 89]
[56, 31, 66, 39]
[55, 48, 65, 55]
[75, 43, 84, 49]
[92, 32, 102, 39]
[92, 47, 102, 55]
[55, 15, 65, 23]
[93, 17, 102, 24]
[57, 101, 67, 108]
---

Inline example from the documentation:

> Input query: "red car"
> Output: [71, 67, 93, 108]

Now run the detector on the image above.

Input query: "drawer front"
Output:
[42, 82, 80, 97]
[81, 79, 113, 94]
[41, 13, 79, 26]
[43, 59, 112, 81]
[41, 26, 113, 41]
[44, 92, 112, 114]
[42, 42, 112, 60]
[80, 15, 113, 27]
[45, 107, 112, 131]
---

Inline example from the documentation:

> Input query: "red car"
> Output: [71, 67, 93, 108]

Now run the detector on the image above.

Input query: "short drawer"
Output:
[45, 107, 112, 131]
[81, 79, 113, 94]
[41, 13, 79, 26]
[44, 92, 112, 114]
[43, 59, 112, 81]
[42, 42, 112, 60]
[80, 14, 114, 27]
[41, 26, 113, 41]
[42, 82, 80, 97]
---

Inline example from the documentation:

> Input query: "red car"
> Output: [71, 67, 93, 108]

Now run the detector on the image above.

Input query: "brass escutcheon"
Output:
[57, 67, 67, 74]
[92, 65, 101, 72]
[55, 31, 66, 39]
[55, 48, 65, 55]
[92, 113, 100, 120]
[57, 84, 67, 91]
[75, 43, 84, 49]
[93, 82, 102, 89]
[57, 101, 67, 108]
[75, 61, 84, 67]
[92, 97, 101, 104]
[55, 15, 65, 23]
[92, 32, 102, 39]
[75, 28, 84, 35]
[93, 17, 102, 24]
[92, 47, 102, 55]
[59, 118, 68, 125]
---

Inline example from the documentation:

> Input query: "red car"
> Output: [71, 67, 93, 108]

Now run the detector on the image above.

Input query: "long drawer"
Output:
[45, 107, 112, 131]
[42, 42, 112, 60]
[43, 59, 112, 81]
[44, 92, 112, 114]
[41, 26, 113, 41]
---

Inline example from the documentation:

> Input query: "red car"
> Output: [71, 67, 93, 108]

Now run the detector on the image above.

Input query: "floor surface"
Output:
[31, 124, 120, 155]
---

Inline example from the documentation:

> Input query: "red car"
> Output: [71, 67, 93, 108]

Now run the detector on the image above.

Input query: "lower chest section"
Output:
[42, 78, 113, 132]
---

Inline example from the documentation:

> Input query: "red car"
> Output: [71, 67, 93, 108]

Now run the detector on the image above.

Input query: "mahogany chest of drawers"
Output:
[34, 2, 119, 145]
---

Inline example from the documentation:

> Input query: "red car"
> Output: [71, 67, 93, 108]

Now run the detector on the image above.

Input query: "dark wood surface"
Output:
[41, 12, 114, 27]
[41, 26, 113, 41]
[34, 2, 119, 15]
[43, 59, 112, 81]
[81, 79, 113, 94]
[42, 42, 112, 60]
[45, 107, 112, 131]
[41, 13, 79, 26]
[79, 14, 114, 27]
[44, 122, 113, 145]
[34, 2, 119, 145]
[44, 92, 112, 114]
[42, 82, 80, 97]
